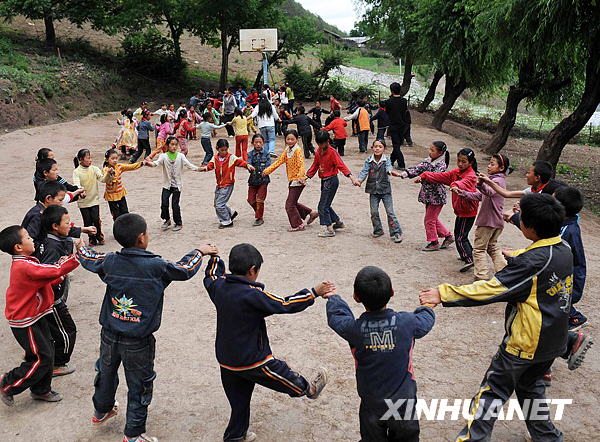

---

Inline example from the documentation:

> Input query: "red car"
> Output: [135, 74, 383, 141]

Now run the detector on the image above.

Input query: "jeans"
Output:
[358, 130, 369, 152]
[80, 205, 104, 244]
[369, 193, 402, 236]
[333, 138, 346, 156]
[214, 185, 235, 225]
[424, 204, 450, 242]
[318, 176, 340, 226]
[93, 329, 156, 439]
[260, 126, 276, 155]
[454, 216, 476, 263]
[389, 128, 406, 168]
[131, 138, 151, 163]
[201, 137, 213, 164]
[285, 185, 312, 228]
[247, 184, 268, 219]
[108, 197, 129, 221]
[161, 187, 182, 225]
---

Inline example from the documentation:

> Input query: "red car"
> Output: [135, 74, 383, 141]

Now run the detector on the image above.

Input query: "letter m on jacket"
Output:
[369, 330, 394, 350]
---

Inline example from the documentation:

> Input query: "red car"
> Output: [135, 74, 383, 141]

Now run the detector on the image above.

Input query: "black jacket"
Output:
[307, 107, 330, 126]
[22, 203, 81, 255]
[288, 114, 320, 136]
[33, 173, 79, 201]
[370, 108, 391, 129]
[384, 96, 408, 130]
[40, 233, 74, 301]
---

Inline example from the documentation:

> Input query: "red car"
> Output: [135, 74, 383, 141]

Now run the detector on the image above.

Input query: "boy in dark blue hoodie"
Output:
[326, 266, 435, 442]
[204, 243, 331, 442]
[77, 213, 218, 442]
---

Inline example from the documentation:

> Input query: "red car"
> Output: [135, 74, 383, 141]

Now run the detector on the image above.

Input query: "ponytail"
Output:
[457, 148, 477, 172]
[432, 141, 450, 167]
[36, 148, 52, 163]
[73, 148, 90, 168]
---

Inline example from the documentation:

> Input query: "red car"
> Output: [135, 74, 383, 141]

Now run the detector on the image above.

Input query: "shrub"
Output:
[230, 73, 251, 90]
[121, 28, 183, 78]
[284, 63, 318, 99]
[354, 85, 377, 102]
[322, 77, 351, 100]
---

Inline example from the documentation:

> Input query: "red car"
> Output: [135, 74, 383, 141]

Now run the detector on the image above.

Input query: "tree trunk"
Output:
[164, 11, 182, 66]
[536, 37, 600, 168]
[44, 13, 56, 47]
[418, 70, 443, 112]
[399, 52, 414, 96]
[431, 76, 467, 131]
[484, 86, 531, 154]
[219, 30, 229, 91]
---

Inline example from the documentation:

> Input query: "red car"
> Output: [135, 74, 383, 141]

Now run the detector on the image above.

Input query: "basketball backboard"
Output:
[239, 28, 278, 52]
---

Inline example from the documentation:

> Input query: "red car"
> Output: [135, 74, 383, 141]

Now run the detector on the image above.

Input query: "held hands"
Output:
[413, 176, 422, 183]
[299, 178, 307, 186]
[314, 281, 336, 298]
[502, 248, 515, 258]
[350, 176, 361, 187]
[198, 243, 219, 255]
[82, 226, 97, 235]
[419, 288, 441, 307]
[247, 164, 256, 172]
[199, 166, 208, 172]
[390, 170, 403, 178]
[74, 237, 85, 250]
[477, 173, 492, 184]
[450, 186, 462, 195]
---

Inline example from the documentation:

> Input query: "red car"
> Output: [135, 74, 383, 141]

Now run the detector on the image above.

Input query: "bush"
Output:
[354, 85, 377, 102]
[230, 73, 251, 90]
[121, 28, 183, 78]
[284, 63, 318, 99]
[322, 77, 351, 100]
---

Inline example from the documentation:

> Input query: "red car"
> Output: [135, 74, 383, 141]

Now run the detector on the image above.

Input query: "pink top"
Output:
[157, 122, 174, 140]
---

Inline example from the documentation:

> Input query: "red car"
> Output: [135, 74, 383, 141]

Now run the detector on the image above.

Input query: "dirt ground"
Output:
[0, 115, 598, 442]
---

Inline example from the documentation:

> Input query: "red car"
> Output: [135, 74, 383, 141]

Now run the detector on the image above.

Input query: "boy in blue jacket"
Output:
[326, 266, 435, 442]
[77, 213, 218, 442]
[204, 243, 332, 442]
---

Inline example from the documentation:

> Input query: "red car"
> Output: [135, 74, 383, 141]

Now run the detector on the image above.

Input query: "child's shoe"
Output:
[231, 211, 239, 221]
[422, 241, 441, 251]
[242, 432, 257, 442]
[569, 312, 588, 330]
[92, 401, 119, 424]
[218, 223, 234, 229]
[253, 218, 264, 226]
[568, 332, 593, 370]
[332, 221, 345, 230]
[440, 235, 454, 249]
[372, 231, 384, 238]
[460, 262, 474, 273]
[52, 364, 75, 377]
[393, 233, 403, 243]
[0, 375, 14, 406]
[31, 390, 63, 402]
[287, 224, 305, 232]
[306, 367, 328, 399]
[172, 224, 183, 232]
[123, 433, 158, 442]
[161, 220, 171, 231]
[318, 230, 335, 238]
[307, 211, 319, 225]
[96, 239, 106, 246]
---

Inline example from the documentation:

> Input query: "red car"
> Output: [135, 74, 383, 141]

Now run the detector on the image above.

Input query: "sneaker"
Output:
[253, 218, 264, 226]
[123, 433, 158, 442]
[161, 220, 171, 231]
[422, 241, 441, 251]
[332, 221, 345, 230]
[372, 231, 384, 238]
[52, 364, 75, 377]
[569, 313, 588, 330]
[440, 235, 454, 249]
[542, 372, 552, 386]
[231, 211, 238, 221]
[96, 239, 106, 246]
[393, 233, 403, 243]
[318, 230, 335, 238]
[172, 224, 183, 232]
[269, 153, 278, 158]
[31, 390, 63, 402]
[306, 367, 328, 399]
[218, 222, 234, 229]
[460, 262, 474, 273]
[568, 332, 593, 370]
[287, 224, 305, 232]
[0, 375, 14, 406]
[92, 401, 119, 424]
[307, 211, 319, 225]
[243, 432, 257, 442]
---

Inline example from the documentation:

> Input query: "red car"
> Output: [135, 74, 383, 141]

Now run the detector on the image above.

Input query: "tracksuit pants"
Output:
[93, 329, 156, 439]
[214, 185, 235, 226]
[359, 400, 420, 442]
[161, 187, 182, 226]
[358, 130, 369, 153]
[80, 205, 104, 244]
[318, 175, 340, 226]
[47, 301, 77, 366]
[301, 133, 314, 158]
[285, 185, 313, 228]
[457, 349, 562, 441]
[454, 216, 476, 263]
[108, 197, 129, 221]
[424, 204, 451, 243]
[1, 317, 54, 396]
[247, 184, 268, 219]
[220, 359, 310, 441]
[376, 127, 387, 140]
[389, 129, 406, 169]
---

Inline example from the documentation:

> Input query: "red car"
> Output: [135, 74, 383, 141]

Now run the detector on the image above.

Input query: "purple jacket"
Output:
[461, 173, 506, 228]
[404, 156, 448, 205]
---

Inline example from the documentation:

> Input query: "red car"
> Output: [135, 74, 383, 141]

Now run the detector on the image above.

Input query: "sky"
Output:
[297, 0, 362, 33]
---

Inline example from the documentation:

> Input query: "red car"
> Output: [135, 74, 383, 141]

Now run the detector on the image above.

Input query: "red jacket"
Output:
[322, 118, 348, 139]
[5, 254, 79, 328]
[247, 93, 259, 106]
[206, 153, 248, 188]
[306, 146, 352, 179]
[420, 166, 479, 217]
[330, 98, 341, 111]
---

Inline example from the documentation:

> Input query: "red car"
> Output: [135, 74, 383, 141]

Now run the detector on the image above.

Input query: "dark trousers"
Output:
[301, 133, 314, 158]
[131, 138, 151, 163]
[220, 359, 309, 441]
[93, 329, 156, 439]
[201, 137, 214, 165]
[359, 401, 420, 442]
[161, 187, 182, 225]
[358, 130, 369, 152]
[389, 129, 406, 169]
[333, 138, 346, 156]
[376, 127, 387, 140]
[318, 175, 340, 226]
[454, 216, 476, 263]
[108, 197, 129, 221]
[223, 113, 235, 136]
[2, 317, 54, 396]
[457, 349, 562, 441]
[47, 301, 76, 366]
[403, 124, 413, 145]
[80, 205, 103, 244]
[247, 184, 268, 219]
[285, 185, 312, 228]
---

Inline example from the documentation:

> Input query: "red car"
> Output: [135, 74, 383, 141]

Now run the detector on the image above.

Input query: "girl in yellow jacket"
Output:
[102, 148, 145, 220]
[262, 129, 317, 231]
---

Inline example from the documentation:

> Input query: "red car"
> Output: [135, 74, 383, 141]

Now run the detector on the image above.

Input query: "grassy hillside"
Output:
[282, 0, 347, 36]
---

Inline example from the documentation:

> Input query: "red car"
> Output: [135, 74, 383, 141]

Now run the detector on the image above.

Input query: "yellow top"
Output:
[72, 165, 112, 208]
[230, 115, 249, 136]
[103, 162, 142, 201]
[263, 145, 306, 182]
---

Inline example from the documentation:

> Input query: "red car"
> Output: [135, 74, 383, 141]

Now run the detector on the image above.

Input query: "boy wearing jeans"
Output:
[77, 213, 217, 442]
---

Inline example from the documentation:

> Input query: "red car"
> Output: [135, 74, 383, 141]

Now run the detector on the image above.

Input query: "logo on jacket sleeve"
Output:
[546, 273, 572, 313]
[111, 295, 142, 322]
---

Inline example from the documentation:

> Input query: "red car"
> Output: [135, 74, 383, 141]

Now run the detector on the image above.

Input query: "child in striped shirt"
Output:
[102, 149, 145, 220]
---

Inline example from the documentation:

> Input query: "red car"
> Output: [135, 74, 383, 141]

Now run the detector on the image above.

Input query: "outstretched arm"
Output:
[478, 174, 523, 198]
[163, 247, 214, 282]
[326, 294, 357, 341]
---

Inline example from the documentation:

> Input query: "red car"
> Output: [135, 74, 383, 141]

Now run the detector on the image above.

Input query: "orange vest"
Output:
[358, 107, 370, 132]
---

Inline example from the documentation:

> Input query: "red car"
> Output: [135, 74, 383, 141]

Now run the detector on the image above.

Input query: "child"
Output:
[102, 149, 144, 220]
[40, 205, 78, 376]
[200, 139, 255, 228]
[0, 225, 79, 406]
[322, 110, 348, 156]
[77, 213, 217, 442]
[262, 130, 318, 232]
[418, 193, 584, 441]
[400, 141, 452, 251]
[187, 105, 201, 139]
[130, 110, 154, 163]
[416, 148, 479, 272]
[198, 113, 227, 165]
[116, 110, 138, 160]
[203, 243, 330, 441]
[243, 104, 257, 134]
[453, 154, 511, 280]
[306, 131, 359, 237]
[73, 149, 112, 246]
[230, 108, 250, 161]
[148, 113, 174, 160]
[174, 110, 195, 156]
[357, 139, 403, 243]
[145, 137, 200, 231]
[307, 101, 330, 133]
[175, 101, 187, 118]
[326, 266, 435, 441]
[344, 101, 371, 153]
[33, 156, 81, 202]
[247, 134, 271, 226]
[370, 101, 390, 140]
[287, 106, 320, 158]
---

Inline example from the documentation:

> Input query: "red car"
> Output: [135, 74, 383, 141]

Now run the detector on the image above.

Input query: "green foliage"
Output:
[230, 73, 251, 89]
[281, 0, 346, 37]
[284, 63, 319, 99]
[121, 28, 183, 77]
[354, 85, 377, 102]
[322, 78, 351, 100]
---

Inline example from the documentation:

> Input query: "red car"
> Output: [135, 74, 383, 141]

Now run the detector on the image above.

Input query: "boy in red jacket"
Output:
[322, 110, 348, 156]
[200, 139, 255, 229]
[0, 225, 80, 406]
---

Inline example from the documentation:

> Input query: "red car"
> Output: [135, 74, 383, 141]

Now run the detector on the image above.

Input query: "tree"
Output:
[312, 44, 349, 99]
[417, 69, 443, 112]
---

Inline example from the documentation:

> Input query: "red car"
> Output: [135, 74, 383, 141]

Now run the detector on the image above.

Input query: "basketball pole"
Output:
[262, 52, 269, 87]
